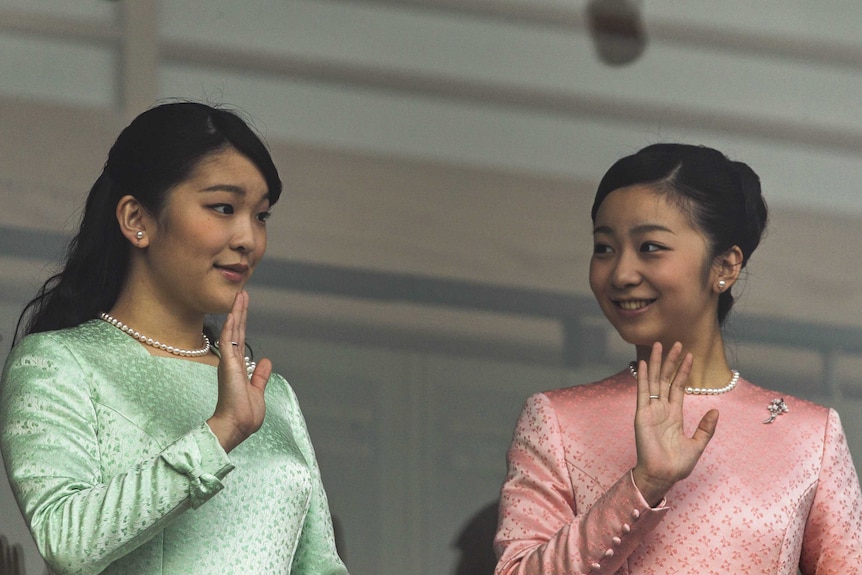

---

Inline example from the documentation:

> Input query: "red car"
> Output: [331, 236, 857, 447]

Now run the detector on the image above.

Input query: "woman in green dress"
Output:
[0, 102, 348, 575]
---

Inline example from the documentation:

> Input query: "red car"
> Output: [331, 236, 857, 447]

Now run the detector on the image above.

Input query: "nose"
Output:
[231, 217, 261, 255]
[610, 249, 641, 289]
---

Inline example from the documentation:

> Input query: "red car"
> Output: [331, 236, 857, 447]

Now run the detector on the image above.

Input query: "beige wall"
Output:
[3, 96, 862, 573]
[4, 1, 862, 573]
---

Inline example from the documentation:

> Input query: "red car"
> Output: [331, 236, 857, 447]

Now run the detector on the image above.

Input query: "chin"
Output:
[621, 335, 652, 348]
[614, 325, 659, 347]
[212, 303, 234, 315]
[205, 293, 240, 315]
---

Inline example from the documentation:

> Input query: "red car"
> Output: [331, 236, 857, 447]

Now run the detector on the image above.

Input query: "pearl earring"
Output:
[135, 231, 145, 240]
[718, 280, 727, 290]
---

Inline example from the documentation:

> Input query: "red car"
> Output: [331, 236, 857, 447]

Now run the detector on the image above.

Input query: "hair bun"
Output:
[730, 160, 768, 267]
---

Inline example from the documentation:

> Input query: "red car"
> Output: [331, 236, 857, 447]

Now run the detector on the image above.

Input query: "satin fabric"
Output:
[495, 371, 862, 575]
[0, 320, 347, 575]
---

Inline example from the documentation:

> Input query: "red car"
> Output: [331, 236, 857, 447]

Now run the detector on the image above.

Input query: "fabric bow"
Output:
[161, 450, 225, 508]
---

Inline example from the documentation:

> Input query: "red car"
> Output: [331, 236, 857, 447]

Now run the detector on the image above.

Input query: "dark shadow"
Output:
[331, 514, 347, 565]
[0, 535, 25, 575]
[452, 500, 499, 575]
[586, 0, 647, 66]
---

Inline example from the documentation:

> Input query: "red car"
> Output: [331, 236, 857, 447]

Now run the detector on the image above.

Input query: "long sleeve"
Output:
[494, 392, 667, 575]
[798, 409, 862, 574]
[285, 385, 349, 575]
[0, 335, 234, 575]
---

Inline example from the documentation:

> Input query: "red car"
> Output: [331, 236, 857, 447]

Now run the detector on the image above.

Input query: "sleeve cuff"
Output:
[160, 423, 235, 509]
[580, 471, 669, 572]
[629, 469, 668, 510]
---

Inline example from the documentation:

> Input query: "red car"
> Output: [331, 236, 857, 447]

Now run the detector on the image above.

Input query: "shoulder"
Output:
[517, 370, 634, 425]
[264, 370, 293, 395]
[258, 370, 318, 447]
[1, 324, 105, 421]
[262, 370, 304, 413]
[2, 322, 130, 396]
[538, 370, 634, 406]
[5, 323, 96, 367]
[731, 378, 838, 452]
[738, 378, 831, 421]
[11, 321, 107, 354]
[6, 321, 120, 371]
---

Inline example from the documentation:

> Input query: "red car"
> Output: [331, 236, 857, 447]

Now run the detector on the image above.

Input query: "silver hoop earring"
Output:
[135, 231, 145, 240]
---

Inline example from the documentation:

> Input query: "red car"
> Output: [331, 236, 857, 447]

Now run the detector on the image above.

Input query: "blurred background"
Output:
[2, 1, 862, 574]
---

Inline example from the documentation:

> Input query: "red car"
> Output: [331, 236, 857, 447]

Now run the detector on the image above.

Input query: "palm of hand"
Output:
[635, 402, 711, 485]
[631, 342, 719, 504]
[215, 353, 270, 436]
[208, 291, 273, 453]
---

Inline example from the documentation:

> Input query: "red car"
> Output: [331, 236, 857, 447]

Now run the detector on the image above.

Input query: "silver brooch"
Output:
[763, 398, 789, 424]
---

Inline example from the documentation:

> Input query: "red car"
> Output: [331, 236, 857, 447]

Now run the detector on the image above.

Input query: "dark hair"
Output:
[14, 102, 282, 345]
[591, 143, 768, 325]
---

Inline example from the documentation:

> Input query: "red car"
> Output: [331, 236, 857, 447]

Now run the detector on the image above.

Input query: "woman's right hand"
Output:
[631, 341, 719, 506]
[207, 291, 272, 453]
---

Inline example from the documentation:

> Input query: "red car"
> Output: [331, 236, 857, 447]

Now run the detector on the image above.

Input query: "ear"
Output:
[712, 245, 743, 294]
[116, 195, 151, 248]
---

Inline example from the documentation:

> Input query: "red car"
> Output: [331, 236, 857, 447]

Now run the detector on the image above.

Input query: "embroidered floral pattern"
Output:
[0, 321, 346, 575]
[495, 371, 862, 574]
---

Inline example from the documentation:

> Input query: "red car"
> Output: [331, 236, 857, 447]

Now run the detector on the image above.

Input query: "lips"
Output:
[615, 299, 655, 311]
[215, 263, 250, 282]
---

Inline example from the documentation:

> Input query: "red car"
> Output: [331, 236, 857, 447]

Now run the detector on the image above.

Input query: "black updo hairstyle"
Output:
[14, 101, 283, 345]
[591, 143, 768, 325]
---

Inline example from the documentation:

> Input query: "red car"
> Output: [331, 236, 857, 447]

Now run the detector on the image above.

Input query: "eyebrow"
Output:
[593, 223, 675, 235]
[201, 184, 246, 195]
[200, 184, 272, 205]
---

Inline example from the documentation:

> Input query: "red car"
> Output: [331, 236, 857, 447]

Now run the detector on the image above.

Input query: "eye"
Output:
[257, 210, 272, 223]
[593, 243, 613, 255]
[640, 242, 665, 253]
[209, 204, 234, 215]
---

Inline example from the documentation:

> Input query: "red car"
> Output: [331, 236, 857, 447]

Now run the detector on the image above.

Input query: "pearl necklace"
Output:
[99, 312, 211, 357]
[628, 363, 740, 395]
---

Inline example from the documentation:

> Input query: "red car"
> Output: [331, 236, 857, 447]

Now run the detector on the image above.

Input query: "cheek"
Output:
[680, 254, 714, 292]
[165, 218, 209, 246]
[256, 228, 268, 257]
[656, 265, 708, 304]
[588, 260, 604, 295]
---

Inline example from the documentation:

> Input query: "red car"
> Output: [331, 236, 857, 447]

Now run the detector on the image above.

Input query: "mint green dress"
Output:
[0, 320, 348, 575]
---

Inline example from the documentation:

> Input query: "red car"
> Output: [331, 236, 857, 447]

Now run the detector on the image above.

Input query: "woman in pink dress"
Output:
[494, 143, 862, 575]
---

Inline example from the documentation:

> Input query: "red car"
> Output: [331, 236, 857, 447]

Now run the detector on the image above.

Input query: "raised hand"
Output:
[207, 291, 273, 453]
[631, 342, 719, 506]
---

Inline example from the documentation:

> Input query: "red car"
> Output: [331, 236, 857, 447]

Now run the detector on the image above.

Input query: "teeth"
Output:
[618, 300, 651, 310]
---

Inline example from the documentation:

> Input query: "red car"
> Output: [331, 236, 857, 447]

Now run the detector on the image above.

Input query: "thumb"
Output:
[250, 357, 273, 392]
[691, 409, 719, 450]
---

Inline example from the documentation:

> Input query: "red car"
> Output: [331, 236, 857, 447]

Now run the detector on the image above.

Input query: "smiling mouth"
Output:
[615, 299, 655, 311]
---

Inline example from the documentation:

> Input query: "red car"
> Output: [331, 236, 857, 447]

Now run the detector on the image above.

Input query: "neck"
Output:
[633, 328, 733, 391]
[109, 288, 208, 352]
